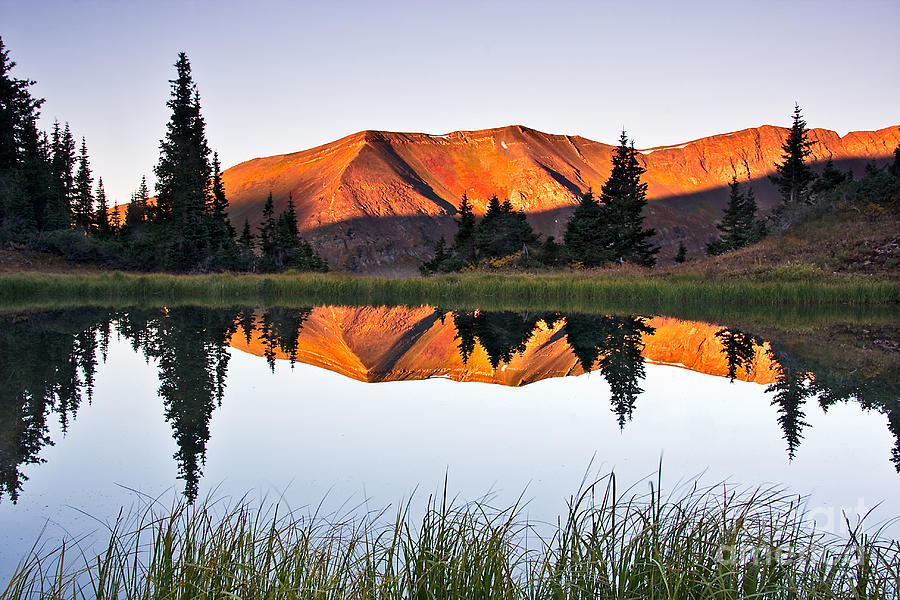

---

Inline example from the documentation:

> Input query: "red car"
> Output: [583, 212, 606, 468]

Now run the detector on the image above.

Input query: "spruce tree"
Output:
[94, 177, 109, 236]
[811, 157, 847, 195]
[596, 131, 658, 266]
[674, 242, 687, 263]
[237, 218, 256, 270]
[258, 191, 276, 262]
[770, 103, 814, 207]
[452, 192, 476, 262]
[109, 199, 121, 233]
[706, 177, 766, 255]
[0, 37, 49, 235]
[563, 187, 609, 266]
[472, 194, 537, 259]
[47, 120, 75, 229]
[209, 152, 235, 242]
[125, 175, 149, 230]
[154, 52, 212, 270]
[238, 219, 254, 251]
[73, 137, 94, 231]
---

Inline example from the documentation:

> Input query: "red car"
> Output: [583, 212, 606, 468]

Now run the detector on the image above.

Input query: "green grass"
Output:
[4, 475, 898, 599]
[0, 269, 898, 312]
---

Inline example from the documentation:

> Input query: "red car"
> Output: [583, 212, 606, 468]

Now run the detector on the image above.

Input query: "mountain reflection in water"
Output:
[0, 305, 897, 504]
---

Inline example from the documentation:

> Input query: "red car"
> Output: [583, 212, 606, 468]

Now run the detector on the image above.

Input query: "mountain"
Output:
[220, 124, 900, 273]
[229, 306, 779, 386]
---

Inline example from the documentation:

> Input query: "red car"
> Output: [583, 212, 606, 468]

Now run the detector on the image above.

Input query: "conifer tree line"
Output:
[424, 104, 900, 272]
[0, 39, 326, 272]
[3, 36, 898, 273]
[422, 131, 660, 273]
[0, 37, 113, 243]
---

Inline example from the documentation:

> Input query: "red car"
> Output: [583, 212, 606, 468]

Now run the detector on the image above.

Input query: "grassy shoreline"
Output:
[4, 476, 897, 599]
[1, 268, 898, 312]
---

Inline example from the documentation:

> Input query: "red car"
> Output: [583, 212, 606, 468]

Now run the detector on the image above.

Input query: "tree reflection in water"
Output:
[0, 308, 896, 504]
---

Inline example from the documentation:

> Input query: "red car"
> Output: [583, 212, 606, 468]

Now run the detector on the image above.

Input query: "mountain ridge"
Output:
[217, 123, 900, 273]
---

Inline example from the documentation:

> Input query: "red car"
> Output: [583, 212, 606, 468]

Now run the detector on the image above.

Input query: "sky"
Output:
[1, 0, 898, 203]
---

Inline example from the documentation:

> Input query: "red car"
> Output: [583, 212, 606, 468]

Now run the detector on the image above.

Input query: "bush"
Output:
[27, 229, 119, 265]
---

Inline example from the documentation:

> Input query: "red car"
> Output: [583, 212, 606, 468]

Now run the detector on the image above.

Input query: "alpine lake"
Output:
[1, 301, 898, 587]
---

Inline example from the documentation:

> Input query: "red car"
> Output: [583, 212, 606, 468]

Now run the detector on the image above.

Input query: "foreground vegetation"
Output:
[4, 476, 898, 599]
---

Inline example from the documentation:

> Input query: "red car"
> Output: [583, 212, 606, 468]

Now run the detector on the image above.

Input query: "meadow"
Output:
[1, 266, 898, 313]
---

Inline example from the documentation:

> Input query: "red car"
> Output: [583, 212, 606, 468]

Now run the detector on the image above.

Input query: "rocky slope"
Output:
[220, 124, 900, 272]
[229, 306, 779, 386]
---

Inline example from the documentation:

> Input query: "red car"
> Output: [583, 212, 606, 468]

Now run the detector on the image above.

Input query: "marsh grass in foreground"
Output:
[4, 475, 899, 599]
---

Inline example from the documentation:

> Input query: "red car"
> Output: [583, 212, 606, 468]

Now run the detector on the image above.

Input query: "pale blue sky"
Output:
[2, 0, 898, 203]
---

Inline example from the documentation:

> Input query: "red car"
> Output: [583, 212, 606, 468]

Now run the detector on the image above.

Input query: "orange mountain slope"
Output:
[228, 306, 779, 386]
[220, 124, 900, 272]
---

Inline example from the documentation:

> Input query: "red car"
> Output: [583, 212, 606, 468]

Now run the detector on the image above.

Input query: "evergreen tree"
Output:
[811, 157, 848, 195]
[563, 188, 610, 266]
[154, 52, 213, 270]
[573, 131, 659, 267]
[453, 192, 476, 262]
[94, 177, 109, 236]
[674, 241, 687, 263]
[238, 218, 254, 250]
[237, 218, 256, 270]
[420, 236, 449, 275]
[72, 137, 94, 231]
[539, 235, 562, 267]
[472, 194, 537, 259]
[770, 103, 814, 207]
[47, 120, 75, 230]
[125, 176, 149, 230]
[207, 152, 236, 258]
[109, 199, 121, 233]
[257, 192, 327, 272]
[0, 36, 47, 235]
[259, 192, 276, 260]
[706, 177, 766, 255]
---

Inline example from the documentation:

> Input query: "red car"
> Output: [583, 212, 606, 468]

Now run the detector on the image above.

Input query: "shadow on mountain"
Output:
[300, 156, 892, 274]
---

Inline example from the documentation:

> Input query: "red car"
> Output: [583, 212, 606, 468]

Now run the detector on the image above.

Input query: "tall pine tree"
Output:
[73, 137, 94, 231]
[453, 192, 476, 262]
[47, 120, 75, 230]
[599, 131, 658, 266]
[770, 103, 814, 207]
[94, 177, 110, 236]
[154, 52, 213, 270]
[0, 36, 49, 235]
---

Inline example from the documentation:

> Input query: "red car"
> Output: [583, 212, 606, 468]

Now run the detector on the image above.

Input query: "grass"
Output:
[3, 474, 898, 599]
[0, 268, 898, 313]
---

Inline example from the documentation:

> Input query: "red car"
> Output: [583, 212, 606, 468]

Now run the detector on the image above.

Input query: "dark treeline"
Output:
[0, 39, 326, 273]
[1, 307, 897, 504]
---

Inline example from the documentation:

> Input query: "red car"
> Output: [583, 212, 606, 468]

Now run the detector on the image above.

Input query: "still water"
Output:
[0, 305, 897, 576]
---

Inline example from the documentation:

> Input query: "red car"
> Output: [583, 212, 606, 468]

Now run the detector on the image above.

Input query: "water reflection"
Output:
[0, 306, 897, 503]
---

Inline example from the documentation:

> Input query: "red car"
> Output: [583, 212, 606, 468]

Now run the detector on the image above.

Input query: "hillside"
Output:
[219, 124, 900, 272]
